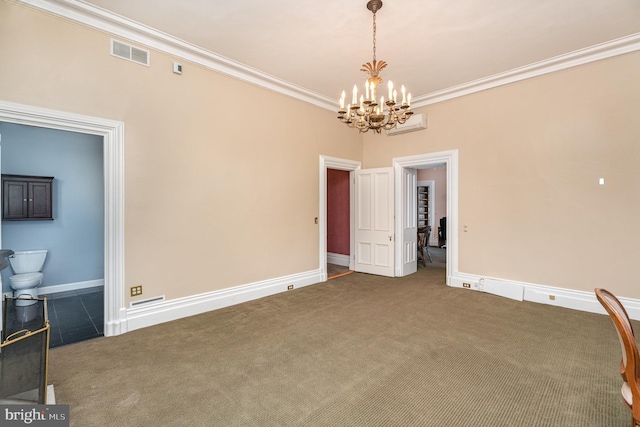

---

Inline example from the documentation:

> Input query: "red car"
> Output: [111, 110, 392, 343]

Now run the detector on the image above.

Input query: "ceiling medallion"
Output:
[338, 0, 412, 134]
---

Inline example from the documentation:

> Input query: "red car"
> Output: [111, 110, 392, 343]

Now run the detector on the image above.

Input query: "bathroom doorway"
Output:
[0, 122, 105, 347]
[0, 100, 125, 340]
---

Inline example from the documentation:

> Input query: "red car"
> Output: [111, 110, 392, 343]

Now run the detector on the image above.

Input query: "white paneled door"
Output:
[400, 168, 417, 276]
[354, 168, 395, 277]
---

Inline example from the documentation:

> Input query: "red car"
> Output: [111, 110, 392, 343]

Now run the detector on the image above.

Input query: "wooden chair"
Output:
[595, 288, 640, 427]
[417, 226, 432, 266]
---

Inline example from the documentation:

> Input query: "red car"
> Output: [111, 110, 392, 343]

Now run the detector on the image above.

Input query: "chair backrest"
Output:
[417, 227, 430, 248]
[595, 288, 639, 386]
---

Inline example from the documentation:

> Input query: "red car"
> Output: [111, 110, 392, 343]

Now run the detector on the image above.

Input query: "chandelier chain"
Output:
[372, 11, 377, 62]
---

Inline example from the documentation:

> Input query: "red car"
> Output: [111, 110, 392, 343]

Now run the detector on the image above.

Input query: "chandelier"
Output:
[338, 0, 412, 134]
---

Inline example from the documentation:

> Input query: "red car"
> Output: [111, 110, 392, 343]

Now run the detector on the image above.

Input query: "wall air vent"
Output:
[130, 295, 165, 308]
[110, 39, 150, 66]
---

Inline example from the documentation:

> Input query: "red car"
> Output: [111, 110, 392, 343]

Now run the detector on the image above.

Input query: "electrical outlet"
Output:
[287, 285, 294, 290]
[462, 283, 471, 288]
[130, 285, 142, 297]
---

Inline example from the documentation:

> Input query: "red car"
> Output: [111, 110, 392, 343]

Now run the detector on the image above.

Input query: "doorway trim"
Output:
[0, 100, 126, 336]
[319, 155, 361, 281]
[393, 149, 458, 282]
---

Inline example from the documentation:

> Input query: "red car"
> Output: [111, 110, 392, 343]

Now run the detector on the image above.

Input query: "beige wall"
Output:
[2, 0, 639, 304]
[363, 51, 640, 298]
[0, 1, 362, 303]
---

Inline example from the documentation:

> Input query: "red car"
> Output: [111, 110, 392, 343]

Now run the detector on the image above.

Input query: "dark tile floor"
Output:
[42, 287, 104, 348]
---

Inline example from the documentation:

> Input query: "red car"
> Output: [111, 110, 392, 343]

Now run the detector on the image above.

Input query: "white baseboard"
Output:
[110, 268, 640, 335]
[125, 269, 323, 332]
[451, 272, 640, 320]
[327, 252, 350, 267]
[37, 279, 104, 295]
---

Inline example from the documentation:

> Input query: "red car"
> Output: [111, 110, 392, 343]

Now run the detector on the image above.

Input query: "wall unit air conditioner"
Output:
[386, 113, 427, 136]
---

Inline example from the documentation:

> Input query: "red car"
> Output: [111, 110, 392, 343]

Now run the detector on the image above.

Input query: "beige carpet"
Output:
[49, 265, 632, 426]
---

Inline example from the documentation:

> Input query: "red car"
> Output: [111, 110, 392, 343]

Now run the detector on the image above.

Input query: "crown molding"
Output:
[17, 1, 640, 112]
[17, 0, 337, 111]
[411, 32, 640, 109]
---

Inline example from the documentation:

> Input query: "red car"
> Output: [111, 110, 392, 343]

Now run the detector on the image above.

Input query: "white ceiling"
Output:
[54, 0, 640, 106]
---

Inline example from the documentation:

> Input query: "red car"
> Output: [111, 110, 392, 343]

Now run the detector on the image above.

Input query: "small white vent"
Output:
[110, 39, 150, 66]
[130, 295, 165, 308]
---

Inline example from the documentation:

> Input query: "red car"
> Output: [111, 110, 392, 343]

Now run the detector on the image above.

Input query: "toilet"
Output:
[8, 250, 48, 306]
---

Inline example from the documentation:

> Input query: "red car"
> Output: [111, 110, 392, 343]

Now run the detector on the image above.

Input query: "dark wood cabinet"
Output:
[2, 174, 53, 220]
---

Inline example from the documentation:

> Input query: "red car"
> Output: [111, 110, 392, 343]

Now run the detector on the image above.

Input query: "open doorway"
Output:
[0, 122, 104, 347]
[393, 150, 458, 283]
[417, 164, 447, 268]
[319, 156, 360, 281]
[326, 168, 353, 279]
[0, 100, 125, 337]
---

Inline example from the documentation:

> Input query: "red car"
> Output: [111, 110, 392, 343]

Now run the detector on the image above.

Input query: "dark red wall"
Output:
[327, 169, 350, 255]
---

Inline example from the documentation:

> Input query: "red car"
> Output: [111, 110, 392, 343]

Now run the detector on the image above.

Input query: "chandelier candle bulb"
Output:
[340, 91, 345, 110]
[393, 89, 397, 103]
[407, 93, 411, 107]
[401, 85, 406, 105]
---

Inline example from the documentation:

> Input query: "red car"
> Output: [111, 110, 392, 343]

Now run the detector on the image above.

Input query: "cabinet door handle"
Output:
[29, 199, 33, 202]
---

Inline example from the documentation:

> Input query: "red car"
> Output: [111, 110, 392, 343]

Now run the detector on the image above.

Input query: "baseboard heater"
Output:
[130, 295, 165, 308]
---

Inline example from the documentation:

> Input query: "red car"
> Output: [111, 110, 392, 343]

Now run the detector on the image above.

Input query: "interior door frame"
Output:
[0, 100, 126, 336]
[319, 155, 361, 281]
[393, 150, 459, 283]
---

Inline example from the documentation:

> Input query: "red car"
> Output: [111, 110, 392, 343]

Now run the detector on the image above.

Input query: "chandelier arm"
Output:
[355, 120, 368, 131]
[382, 119, 398, 131]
